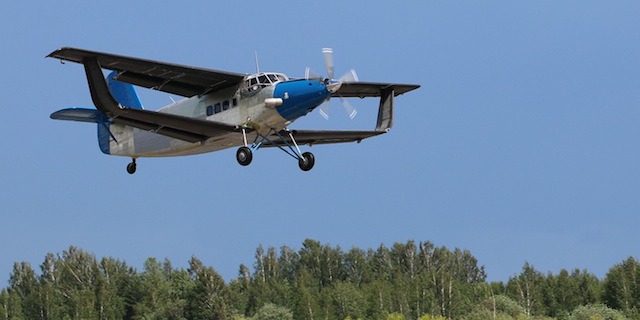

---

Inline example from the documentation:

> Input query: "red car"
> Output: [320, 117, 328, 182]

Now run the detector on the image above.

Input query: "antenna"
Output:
[254, 51, 260, 73]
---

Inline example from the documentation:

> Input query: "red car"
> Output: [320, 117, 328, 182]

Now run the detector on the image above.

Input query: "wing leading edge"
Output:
[48, 47, 246, 97]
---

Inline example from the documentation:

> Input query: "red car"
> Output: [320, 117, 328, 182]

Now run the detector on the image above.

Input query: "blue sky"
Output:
[1, 1, 639, 284]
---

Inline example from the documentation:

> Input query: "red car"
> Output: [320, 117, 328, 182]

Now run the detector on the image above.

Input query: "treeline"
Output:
[1, 239, 639, 320]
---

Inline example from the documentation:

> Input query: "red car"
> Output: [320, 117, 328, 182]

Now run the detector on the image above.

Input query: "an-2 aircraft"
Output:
[48, 47, 419, 173]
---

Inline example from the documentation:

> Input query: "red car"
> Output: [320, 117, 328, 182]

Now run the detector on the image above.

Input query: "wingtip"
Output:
[46, 47, 66, 58]
[46, 47, 80, 59]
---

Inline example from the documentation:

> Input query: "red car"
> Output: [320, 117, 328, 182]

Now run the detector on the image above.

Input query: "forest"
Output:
[1, 239, 639, 320]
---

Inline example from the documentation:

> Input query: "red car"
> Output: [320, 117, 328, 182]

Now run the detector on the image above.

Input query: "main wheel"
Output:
[236, 147, 253, 166]
[298, 152, 315, 171]
[126, 161, 137, 174]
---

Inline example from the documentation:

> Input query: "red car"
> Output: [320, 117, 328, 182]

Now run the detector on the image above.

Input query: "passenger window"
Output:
[206, 105, 213, 116]
[232, 98, 238, 107]
[214, 103, 221, 114]
[223, 100, 230, 111]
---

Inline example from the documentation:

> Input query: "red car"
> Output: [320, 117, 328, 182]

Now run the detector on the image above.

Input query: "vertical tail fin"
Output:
[107, 71, 143, 110]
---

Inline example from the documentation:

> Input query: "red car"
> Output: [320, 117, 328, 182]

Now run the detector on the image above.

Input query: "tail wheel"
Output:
[126, 159, 137, 174]
[298, 152, 315, 171]
[236, 147, 253, 166]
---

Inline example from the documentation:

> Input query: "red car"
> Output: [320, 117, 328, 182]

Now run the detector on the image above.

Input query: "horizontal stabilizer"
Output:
[50, 108, 104, 123]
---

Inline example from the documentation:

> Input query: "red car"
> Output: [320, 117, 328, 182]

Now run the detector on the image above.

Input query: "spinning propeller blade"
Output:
[340, 69, 359, 83]
[322, 48, 335, 80]
[304, 67, 321, 81]
[340, 97, 358, 119]
[311, 48, 360, 120]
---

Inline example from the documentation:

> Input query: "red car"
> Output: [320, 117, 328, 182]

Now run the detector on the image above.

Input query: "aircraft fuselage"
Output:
[105, 74, 329, 158]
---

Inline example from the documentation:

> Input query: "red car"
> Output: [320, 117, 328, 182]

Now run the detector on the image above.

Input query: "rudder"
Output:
[107, 71, 143, 109]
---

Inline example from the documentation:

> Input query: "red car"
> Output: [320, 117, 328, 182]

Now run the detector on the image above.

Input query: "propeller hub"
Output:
[326, 81, 342, 93]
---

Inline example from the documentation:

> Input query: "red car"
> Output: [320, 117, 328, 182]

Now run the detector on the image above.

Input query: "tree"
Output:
[95, 256, 131, 319]
[344, 247, 368, 287]
[57, 246, 101, 319]
[603, 257, 640, 313]
[187, 256, 228, 320]
[330, 282, 364, 320]
[8, 262, 39, 319]
[506, 262, 544, 316]
[39, 253, 64, 320]
[0, 288, 25, 320]
[541, 268, 602, 318]
[132, 257, 173, 319]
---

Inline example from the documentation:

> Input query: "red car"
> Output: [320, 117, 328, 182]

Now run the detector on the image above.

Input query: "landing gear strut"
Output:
[126, 159, 137, 174]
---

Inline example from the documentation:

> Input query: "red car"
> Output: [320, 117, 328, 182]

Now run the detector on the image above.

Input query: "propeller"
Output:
[306, 48, 359, 119]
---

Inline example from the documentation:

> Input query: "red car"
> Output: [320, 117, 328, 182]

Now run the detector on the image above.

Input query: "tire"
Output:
[236, 147, 253, 166]
[298, 152, 315, 171]
[126, 162, 137, 174]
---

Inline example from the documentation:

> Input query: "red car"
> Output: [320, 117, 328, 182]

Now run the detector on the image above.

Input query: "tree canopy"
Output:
[0, 241, 638, 320]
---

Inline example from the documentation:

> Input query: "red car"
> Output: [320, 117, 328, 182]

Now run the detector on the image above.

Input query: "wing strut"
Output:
[83, 56, 121, 117]
[375, 88, 394, 132]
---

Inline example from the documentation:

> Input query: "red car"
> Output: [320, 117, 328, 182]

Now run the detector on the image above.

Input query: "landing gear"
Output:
[298, 152, 315, 171]
[236, 146, 253, 166]
[237, 127, 316, 171]
[126, 159, 137, 174]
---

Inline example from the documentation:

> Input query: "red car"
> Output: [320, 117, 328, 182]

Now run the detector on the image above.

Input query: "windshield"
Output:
[243, 73, 289, 92]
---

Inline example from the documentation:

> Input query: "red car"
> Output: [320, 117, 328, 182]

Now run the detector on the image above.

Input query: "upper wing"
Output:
[333, 81, 420, 98]
[264, 129, 385, 147]
[52, 52, 243, 143]
[48, 47, 246, 97]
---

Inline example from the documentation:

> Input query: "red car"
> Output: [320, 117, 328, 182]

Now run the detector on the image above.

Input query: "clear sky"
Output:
[1, 1, 638, 284]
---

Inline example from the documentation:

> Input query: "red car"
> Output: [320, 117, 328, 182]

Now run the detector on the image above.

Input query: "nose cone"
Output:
[273, 80, 329, 121]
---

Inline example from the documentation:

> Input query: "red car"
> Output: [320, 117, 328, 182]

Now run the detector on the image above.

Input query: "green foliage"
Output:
[251, 303, 293, 320]
[386, 312, 406, 320]
[418, 314, 448, 320]
[567, 304, 628, 320]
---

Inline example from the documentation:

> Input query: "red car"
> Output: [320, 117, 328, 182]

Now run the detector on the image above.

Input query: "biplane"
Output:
[49, 47, 419, 173]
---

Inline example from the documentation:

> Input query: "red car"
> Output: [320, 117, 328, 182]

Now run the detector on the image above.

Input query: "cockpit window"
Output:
[242, 73, 289, 93]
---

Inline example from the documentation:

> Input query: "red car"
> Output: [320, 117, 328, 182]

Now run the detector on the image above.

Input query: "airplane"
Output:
[48, 47, 420, 173]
